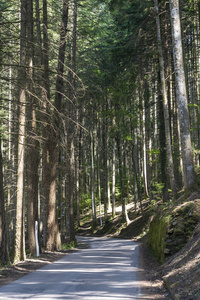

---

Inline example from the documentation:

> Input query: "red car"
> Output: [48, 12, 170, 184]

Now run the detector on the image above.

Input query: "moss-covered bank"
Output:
[148, 199, 200, 264]
[148, 211, 166, 263]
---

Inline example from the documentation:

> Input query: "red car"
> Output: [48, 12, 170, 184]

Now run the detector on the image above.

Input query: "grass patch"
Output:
[62, 241, 77, 250]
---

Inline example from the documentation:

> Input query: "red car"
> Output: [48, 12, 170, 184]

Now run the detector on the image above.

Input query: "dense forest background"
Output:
[0, 0, 200, 264]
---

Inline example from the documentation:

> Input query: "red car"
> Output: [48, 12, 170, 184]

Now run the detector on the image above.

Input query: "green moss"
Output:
[148, 211, 166, 263]
[148, 201, 200, 261]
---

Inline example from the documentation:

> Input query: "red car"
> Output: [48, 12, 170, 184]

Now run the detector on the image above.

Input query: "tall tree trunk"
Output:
[46, 0, 70, 250]
[0, 136, 9, 264]
[66, 0, 76, 243]
[152, 70, 158, 180]
[112, 139, 116, 217]
[170, 0, 196, 189]
[75, 123, 80, 228]
[154, 0, 177, 198]
[141, 81, 149, 198]
[27, 0, 39, 256]
[35, 0, 43, 67]
[107, 98, 112, 212]
[67, 107, 76, 242]
[133, 128, 144, 214]
[97, 122, 103, 225]
[34, 0, 44, 248]
[90, 133, 96, 226]
[7, 66, 14, 253]
[172, 66, 183, 189]
[133, 130, 139, 208]
[42, 0, 50, 248]
[0, 9, 9, 265]
[197, 1, 200, 162]
[107, 139, 111, 212]
[42, 0, 61, 251]
[102, 108, 108, 222]
[14, 0, 27, 263]
[77, 119, 83, 227]
[116, 134, 126, 219]
[54, 0, 69, 114]
[45, 139, 60, 251]
[158, 75, 169, 201]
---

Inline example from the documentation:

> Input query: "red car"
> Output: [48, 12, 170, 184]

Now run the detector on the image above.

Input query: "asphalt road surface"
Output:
[0, 236, 144, 300]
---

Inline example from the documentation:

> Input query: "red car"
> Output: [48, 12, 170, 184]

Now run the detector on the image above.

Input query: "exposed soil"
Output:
[139, 236, 173, 299]
[160, 222, 200, 300]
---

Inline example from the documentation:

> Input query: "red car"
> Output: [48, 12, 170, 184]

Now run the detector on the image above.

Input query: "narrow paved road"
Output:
[0, 237, 143, 300]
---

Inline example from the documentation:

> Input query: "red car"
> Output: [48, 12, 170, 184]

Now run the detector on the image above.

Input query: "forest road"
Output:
[0, 236, 148, 300]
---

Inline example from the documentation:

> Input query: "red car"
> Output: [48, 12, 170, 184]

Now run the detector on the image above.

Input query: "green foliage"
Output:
[114, 186, 122, 203]
[151, 182, 165, 201]
[62, 241, 77, 250]
[149, 199, 157, 212]
[80, 193, 92, 211]
[108, 0, 154, 70]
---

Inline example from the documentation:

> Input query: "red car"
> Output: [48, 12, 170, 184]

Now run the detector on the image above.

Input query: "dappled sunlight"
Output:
[0, 237, 164, 299]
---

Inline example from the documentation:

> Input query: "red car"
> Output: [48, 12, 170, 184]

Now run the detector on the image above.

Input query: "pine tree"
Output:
[170, 0, 196, 190]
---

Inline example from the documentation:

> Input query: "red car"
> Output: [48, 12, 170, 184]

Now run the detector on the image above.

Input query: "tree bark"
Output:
[67, 0, 76, 243]
[154, 0, 177, 198]
[116, 134, 126, 219]
[46, 0, 70, 250]
[141, 80, 149, 198]
[90, 133, 96, 225]
[67, 109, 76, 242]
[0, 136, 9, 264]
[27, 0, 39, 256]
[112, 139, 116, 217]
[97, 121, 103, 225]
[7, 66, 15, 254]
[14, 0, 27, 263]
[42, 0, 62, 251]
[170, 0, 196, 189]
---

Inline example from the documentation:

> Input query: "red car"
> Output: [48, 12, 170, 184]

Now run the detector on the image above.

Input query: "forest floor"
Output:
[0, 192, 200, 299]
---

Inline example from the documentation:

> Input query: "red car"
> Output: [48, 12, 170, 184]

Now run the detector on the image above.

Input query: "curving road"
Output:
[0, 236, 143, 300]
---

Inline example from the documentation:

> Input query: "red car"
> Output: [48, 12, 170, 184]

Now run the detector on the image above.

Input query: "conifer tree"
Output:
[170, 0, 196, 190]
